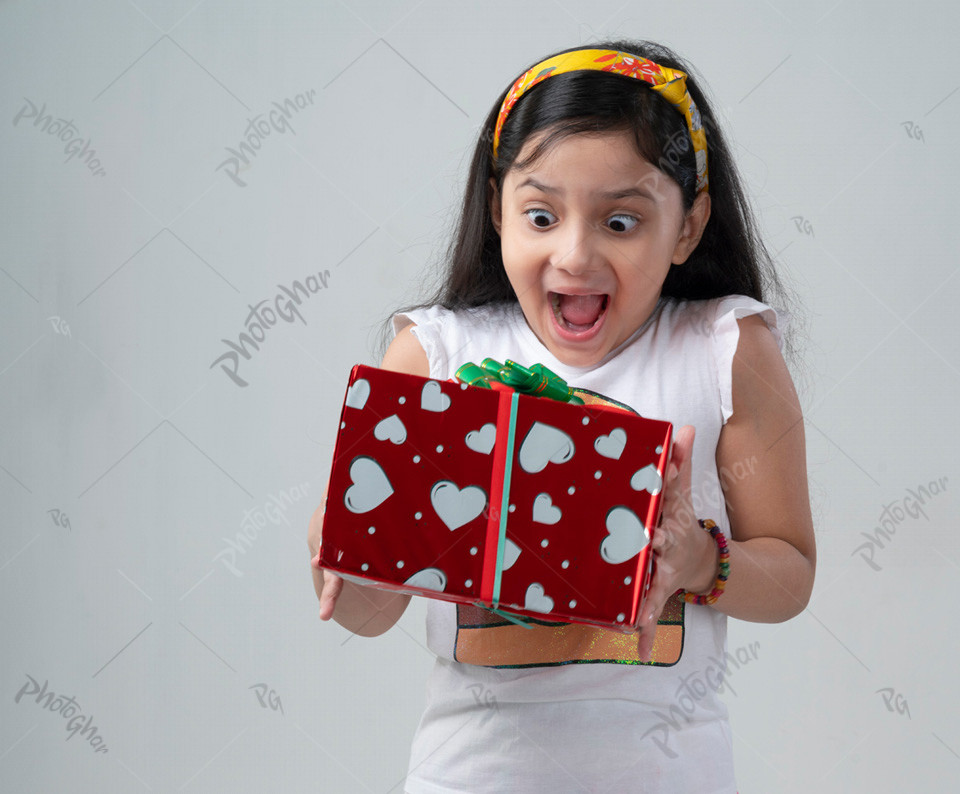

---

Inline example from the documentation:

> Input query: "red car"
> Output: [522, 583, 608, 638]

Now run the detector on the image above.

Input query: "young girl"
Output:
[309, 39, 815, 792]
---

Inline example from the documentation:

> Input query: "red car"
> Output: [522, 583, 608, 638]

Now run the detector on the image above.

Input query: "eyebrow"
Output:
[516, 177, 656, 201]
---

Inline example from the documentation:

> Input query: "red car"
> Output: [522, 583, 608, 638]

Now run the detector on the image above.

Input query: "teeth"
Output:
[550, 291, 610, 330]
[550, 292, 563, 323]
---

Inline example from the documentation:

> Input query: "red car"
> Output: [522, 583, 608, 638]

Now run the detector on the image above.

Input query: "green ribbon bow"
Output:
[455, 358, 584, 405]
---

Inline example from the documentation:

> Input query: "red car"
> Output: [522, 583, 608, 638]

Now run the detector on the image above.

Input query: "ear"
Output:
[488, 177, 502, 236]
[671, 191, 711, 265]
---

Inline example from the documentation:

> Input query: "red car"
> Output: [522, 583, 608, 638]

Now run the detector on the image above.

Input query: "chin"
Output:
[547, 340, 608, 369]
[542, 310, 611, 367]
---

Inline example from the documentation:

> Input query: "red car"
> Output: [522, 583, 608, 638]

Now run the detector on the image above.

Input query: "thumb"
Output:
[319, 570, 343, 621]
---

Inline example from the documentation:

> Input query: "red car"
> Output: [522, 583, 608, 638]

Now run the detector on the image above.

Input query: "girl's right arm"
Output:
[308, 325, 430, 637]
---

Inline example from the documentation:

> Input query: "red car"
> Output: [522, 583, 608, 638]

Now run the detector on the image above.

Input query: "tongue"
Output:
[558, 294, 604, 327]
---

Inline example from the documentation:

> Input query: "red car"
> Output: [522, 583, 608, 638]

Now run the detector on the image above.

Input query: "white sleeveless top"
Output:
[393, 296, 782, 794]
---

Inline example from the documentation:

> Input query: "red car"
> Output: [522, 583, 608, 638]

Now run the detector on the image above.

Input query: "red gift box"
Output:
[319, 364, 672, 632]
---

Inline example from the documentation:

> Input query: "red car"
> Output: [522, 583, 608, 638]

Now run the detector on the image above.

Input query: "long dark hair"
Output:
[393, 39, 798, 353]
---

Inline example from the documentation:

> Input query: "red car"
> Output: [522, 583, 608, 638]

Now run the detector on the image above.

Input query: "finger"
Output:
[673, 425, 696, 499]
[651, 527, 679, 558]
[660, 452, 684, 509]
[642, 578, 672, 628]
[650, 525, 668, 553]
[664, 460, 679, 483]
[637, 624, 657, 663]
[311, 552, 322, 570]
[638, 568, 670, 632]
[661, 426, 696, 526]
[319, 571, 344, 621]
[636, 602, 664, 661]
[670, 423, 695, 465]
[643, 548, 683, 617]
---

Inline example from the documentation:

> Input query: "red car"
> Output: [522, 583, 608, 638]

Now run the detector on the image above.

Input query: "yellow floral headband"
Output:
[493, 48, 708, 193]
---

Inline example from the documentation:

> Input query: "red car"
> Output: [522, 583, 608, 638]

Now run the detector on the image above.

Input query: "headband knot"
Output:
[492, 49, 708, 193]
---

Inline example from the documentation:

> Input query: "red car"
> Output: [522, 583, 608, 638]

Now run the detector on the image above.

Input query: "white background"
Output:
[1, 1, 958, 791]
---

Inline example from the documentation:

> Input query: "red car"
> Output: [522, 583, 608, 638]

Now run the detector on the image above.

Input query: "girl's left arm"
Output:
[704, 313, 816, 622]
[634, 313, 816, 658]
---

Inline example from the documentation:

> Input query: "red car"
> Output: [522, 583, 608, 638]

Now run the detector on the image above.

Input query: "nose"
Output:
[552, 217, 601, 276]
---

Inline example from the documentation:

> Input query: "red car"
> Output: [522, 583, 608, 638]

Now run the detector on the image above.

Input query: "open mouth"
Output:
[549, 292, 609, 335]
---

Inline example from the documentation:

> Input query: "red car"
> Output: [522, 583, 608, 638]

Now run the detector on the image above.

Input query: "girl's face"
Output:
[490, 129, 710, 368]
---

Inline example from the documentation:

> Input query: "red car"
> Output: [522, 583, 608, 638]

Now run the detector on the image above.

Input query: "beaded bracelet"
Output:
[682, 519, 730, 605]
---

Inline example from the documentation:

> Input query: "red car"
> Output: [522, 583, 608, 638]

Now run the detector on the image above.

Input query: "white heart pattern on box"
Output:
[594, 427, 627, 460]
[532, 493, 562, 525]
[524, 582, 554, 613]
[344, 457, 394, 513]
[430, 481, 486, 531]
[630, 464, 662, 495]
[601, 506, 650, 564]
[404, 567, 447, 592]
[421, 380, 451, 412]
[374, 414, 406, 445]
[502, 538, 521, 570]
[465, 423, 496, 455]
[345, 378, 370, 410]
[518, 422, 575, 473]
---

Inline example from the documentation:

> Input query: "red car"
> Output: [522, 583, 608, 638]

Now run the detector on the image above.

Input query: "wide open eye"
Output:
[524, 208, 557, 228]
[606, 214, 639, 233]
